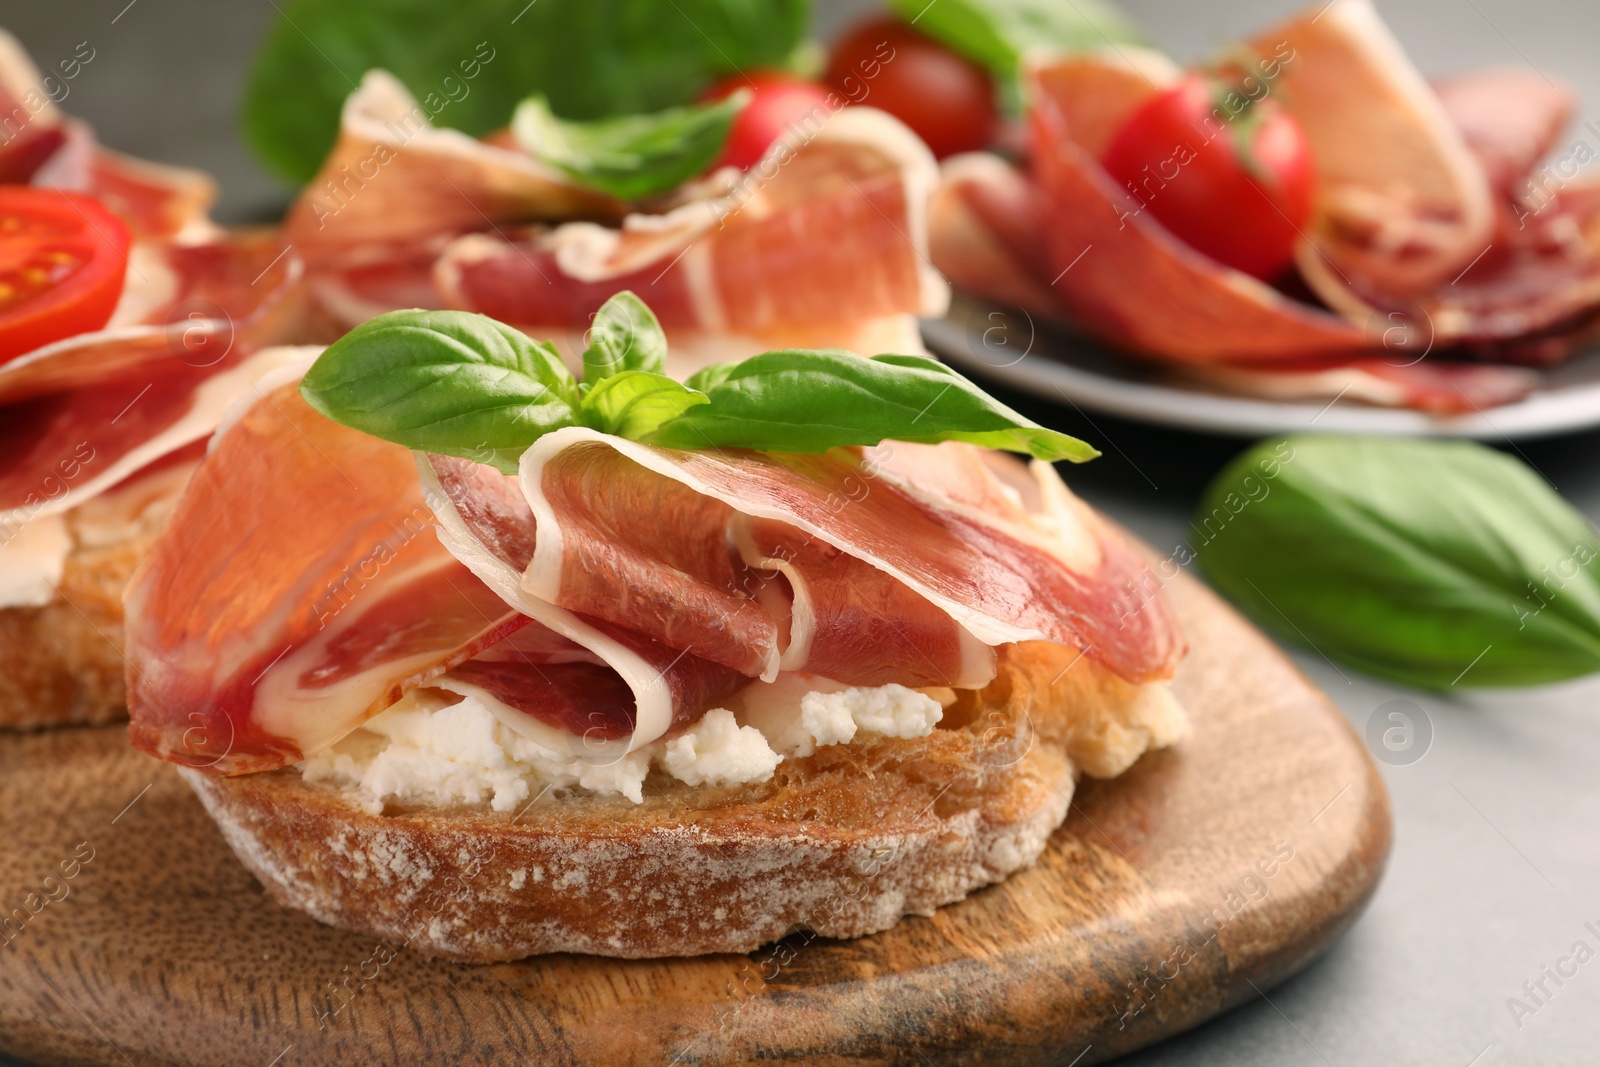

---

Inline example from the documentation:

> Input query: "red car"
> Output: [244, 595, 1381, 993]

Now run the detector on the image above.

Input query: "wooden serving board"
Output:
[0, 567, 1390, 1067]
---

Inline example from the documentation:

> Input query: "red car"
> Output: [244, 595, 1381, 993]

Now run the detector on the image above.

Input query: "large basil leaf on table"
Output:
[1196, 436, 1600, 689]
[243, 0, 808, 182]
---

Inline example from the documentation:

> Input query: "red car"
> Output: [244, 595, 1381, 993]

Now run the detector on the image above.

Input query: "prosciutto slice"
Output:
[0, 230, 306, 533]
[286, 71, 946, 346]
[125, 381, 526, 774]
[419, 453, 750, 747]
[512, 430, 1182, 690]
[435, 109, 944, 340]
[127, 373, 1183, 771]
[1434, 68, 1576, 198]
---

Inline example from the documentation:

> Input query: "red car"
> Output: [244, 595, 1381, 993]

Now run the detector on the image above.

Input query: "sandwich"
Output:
[0, 31, 305, 728]
[123, 292, 1186, 960]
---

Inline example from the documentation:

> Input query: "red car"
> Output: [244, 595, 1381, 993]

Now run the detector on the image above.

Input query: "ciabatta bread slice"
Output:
[180, 643, 1186, 961]
[0, 462, 191, 729]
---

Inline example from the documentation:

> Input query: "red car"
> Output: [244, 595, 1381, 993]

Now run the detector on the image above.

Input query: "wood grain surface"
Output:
[0, 565, 1391, 1067]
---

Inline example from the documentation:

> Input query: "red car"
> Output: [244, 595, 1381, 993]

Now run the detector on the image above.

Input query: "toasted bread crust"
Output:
[0, 463, 193, 730]
[181, 643, 1186, 961]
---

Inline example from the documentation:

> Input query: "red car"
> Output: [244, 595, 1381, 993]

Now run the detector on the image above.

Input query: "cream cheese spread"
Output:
[300, 675, 949, 812]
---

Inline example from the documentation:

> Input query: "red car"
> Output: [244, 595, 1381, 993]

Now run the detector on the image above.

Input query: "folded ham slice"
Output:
[126, 377, 1184, 772]
[517, 431, 1181, 692]
[418, 452, 749, 748]
[125, 380, 527, 774]
[286, 71, 946, 354]
[435, 108, 945, 342]
[1297, 69, 1600, 355]
[0, 231, 306, 533]
[1251, 0, 1496, 298]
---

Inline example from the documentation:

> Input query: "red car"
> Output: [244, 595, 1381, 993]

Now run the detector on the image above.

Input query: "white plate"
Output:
[921, 297, 1600, 441]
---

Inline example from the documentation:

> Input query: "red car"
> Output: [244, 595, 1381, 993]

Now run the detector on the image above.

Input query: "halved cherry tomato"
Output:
[825, 17, 998, 159]
[702, 72, 834, 171]
[0, 187, 130, 364]
[1100, 73, 1315, 281]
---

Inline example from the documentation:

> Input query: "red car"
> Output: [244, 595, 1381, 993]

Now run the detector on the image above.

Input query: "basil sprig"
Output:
[511, 93, 746, 201]
[300, 292, 1096, 473]
[1197, 436, 1600, 689]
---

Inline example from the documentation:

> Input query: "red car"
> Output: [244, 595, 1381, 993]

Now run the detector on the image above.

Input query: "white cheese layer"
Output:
[0, 515, 71, 608]
[300, 675, 948, 813]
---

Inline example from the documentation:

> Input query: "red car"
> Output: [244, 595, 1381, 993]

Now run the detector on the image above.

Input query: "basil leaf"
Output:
[582, 292, 668, 384]
[886, 0, 1146, 105]
[1196, 436, 1600, 689]
[243, 0, 806, 183]
[511, 93, 744, 201]
[583, 371, 710, 439]
[655, 350, 1098, 461]
[299, 310, 580, 475]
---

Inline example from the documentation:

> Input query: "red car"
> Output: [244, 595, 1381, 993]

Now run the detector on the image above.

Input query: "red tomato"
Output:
[1099, 74, 1315, 281]
[824, 17, 998, 159]
[0, 187, 131, 364]
[702, 73, 834, 171]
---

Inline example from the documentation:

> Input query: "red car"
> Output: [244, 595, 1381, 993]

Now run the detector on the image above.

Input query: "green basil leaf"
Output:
[243, 0, 807, 183]
[511, 92, 744, 201]
[299, 309, 580, 475]
[582, 291, 668, 383]
[583, 371, 710, 440]
[1196, 436, 1600, 689]
[656, 350, 1098, 461]
[886, 0, 1146, 107]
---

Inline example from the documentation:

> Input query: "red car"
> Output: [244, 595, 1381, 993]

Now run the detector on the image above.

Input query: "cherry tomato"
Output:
[702, 72, 834, 171]
[0, 187, 131, 364]
[825, 16, 998, 159]
[1099, 73, 1315, 281]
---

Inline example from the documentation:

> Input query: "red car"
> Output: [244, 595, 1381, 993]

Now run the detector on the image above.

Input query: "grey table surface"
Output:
[5, 1, 1600, 1065]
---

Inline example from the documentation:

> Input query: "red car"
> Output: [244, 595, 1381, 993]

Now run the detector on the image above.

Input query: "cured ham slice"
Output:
[1185, 357, 1539, 415]
[1252, 0, 1495, 297]
[929, 153, 1062, 324]
[0, 230, 306, 533]
[419, 453, 749, 748]
[435, 109, 945, 339]
[0, 30, 69, 185]
[1026, 53, 1369, 363]
[283, 70, 613, 270]
[1434, 69, 1576, 198]
[426, 447, 1001, 703]
[516, 429, 1183, 688]
[125, 381, 527, 774]
[1298, 182, 1600, 355]
[126, 377, 1181, 771]
[286, 71, 946, 346]
[731, 516, 997, 686]
[0, 345, 315, 526]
